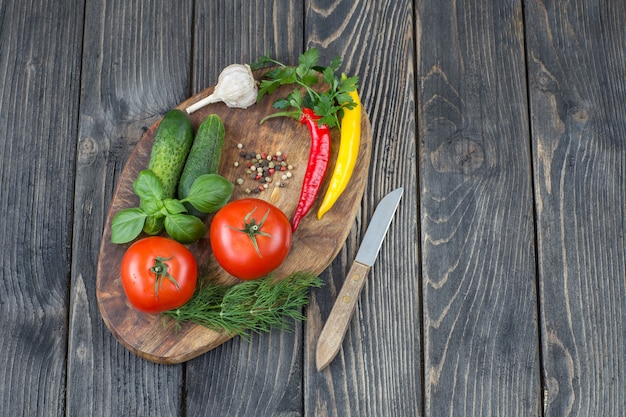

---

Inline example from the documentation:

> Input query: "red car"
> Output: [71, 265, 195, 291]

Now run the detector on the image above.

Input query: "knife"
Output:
[316, 187, 404, 371]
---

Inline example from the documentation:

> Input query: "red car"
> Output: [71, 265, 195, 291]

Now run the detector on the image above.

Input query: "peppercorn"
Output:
[232, 144, 295, 192]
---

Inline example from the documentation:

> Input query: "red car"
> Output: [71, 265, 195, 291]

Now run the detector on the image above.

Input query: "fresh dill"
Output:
[163, 271, 322, 340]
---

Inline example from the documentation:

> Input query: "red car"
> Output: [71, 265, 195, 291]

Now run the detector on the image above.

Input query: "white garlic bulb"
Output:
[186, 64, 258, 114]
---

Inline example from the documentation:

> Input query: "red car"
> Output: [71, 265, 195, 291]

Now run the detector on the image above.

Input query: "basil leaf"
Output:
[165, 214, 206, 244]
[140, 198, 164, 216]
[184, 174, 234, 214]
[164, 198, 187, 215]
[111, 208, 147, 244]
[134, 170, 164, 202]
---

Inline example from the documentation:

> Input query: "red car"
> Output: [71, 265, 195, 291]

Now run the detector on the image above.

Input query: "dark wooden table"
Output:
[2, 1, 624, 416]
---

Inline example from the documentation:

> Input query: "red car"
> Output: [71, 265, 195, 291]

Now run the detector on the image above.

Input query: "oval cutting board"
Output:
[96, 70, 372, 364]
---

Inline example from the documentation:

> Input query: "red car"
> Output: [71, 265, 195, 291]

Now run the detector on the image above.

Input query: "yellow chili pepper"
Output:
[317, 88, 361, 219]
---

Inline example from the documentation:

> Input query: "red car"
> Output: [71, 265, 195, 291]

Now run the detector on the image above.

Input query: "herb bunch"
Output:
[163, 271, 323, 339]
[251, 48, 359, 129]
[111, 169, 233, 244]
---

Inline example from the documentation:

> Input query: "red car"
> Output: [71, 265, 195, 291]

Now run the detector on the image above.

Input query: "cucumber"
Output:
[142, 109, 194, 235]
[178, 114, 225, 217]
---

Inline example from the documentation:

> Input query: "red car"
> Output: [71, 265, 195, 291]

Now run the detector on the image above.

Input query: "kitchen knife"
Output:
[316, 187, 404, 371]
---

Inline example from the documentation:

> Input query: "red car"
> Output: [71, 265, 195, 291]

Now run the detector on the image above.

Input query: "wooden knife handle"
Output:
[316, 261, 371, 371]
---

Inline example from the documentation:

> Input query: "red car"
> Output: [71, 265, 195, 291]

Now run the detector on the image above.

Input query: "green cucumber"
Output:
[142, 109, 194, 235]
[177, 114, 225, 217]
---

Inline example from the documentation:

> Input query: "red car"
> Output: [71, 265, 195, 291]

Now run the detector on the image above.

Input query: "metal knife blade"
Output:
[315, 187, 403, 371]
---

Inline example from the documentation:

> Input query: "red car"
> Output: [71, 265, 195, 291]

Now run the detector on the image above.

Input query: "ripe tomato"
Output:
[210, 198, 292, 280]
[120, 236, 197, 313]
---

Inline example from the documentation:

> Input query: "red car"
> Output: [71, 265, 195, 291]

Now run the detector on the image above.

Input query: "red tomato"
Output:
[120, 236, 197, 313]
[210, 199, 292, 280]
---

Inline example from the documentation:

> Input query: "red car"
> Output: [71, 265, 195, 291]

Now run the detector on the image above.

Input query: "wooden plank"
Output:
[524, 0, 626, 414]
[66, 1, 193, 415]
[417, 0, 541, 415]
[182, 2, 306, 416]
[0, 1, 83, 416]
[304, 1, 422, 416]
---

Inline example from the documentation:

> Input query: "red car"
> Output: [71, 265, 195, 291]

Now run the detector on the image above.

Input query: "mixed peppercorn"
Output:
[233, 143, 295, 194]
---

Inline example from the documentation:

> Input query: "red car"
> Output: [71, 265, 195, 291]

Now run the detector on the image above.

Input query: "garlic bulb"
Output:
[186, 64, 258, 113]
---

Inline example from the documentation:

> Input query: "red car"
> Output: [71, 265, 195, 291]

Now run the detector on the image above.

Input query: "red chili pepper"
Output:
[291, 108, 331, 231]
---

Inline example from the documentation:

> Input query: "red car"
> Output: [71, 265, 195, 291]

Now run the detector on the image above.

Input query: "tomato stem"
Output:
[150, 256, 181, 299]
[227, 207, 272, 257]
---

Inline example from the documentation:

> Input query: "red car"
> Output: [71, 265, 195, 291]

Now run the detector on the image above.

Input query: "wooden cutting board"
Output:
[96, 70, 372, 364]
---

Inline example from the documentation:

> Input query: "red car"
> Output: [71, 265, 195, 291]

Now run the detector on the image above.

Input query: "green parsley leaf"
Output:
[258, 79, 282, 100]
[302, 71, 320, 87]
[298, 48, 319, 68]
[249, 54, 274, 70]
[335, 92, 355, 108]
[339, 75, 359, 93]
[272, 98, 291, 110]
[251, 48, 359, 129]
[329, 55, 342, 71]
[279, 67, 297, 84]
[321, 66, 336, 88]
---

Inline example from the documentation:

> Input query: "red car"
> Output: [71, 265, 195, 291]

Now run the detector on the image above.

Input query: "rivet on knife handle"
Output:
[315, 261, 370, 371]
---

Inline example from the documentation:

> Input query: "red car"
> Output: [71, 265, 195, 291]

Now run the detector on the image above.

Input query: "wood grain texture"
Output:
[4, 0, 626, 415]
[0, 1, 82, 416]
[525, 0, 626, 414]
[305, 1, 422, 416]
[183, 2, 308, 417]
[67, 1, 193, 416]
[418, 0, 540, 415]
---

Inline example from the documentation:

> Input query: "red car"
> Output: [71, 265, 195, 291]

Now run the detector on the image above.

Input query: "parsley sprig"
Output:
[251, 48, 359, 128]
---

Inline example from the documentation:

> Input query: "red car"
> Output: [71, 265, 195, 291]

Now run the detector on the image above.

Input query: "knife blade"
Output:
[315, 187, 403, 371]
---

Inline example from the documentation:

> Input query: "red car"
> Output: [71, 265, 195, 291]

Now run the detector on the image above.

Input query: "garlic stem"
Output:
[186, 94, 221, 114]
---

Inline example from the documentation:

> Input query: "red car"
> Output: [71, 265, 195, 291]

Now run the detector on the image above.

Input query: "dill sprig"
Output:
[163, 271, 322, 340]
